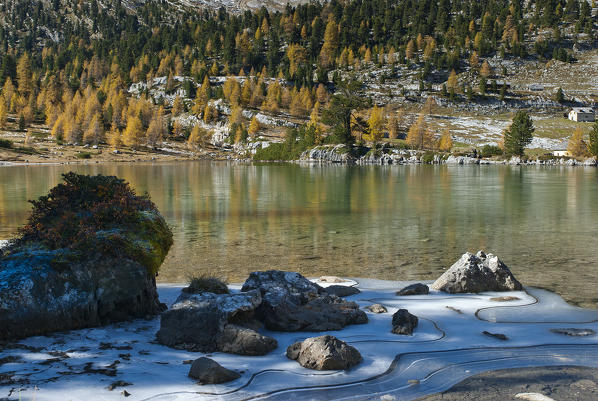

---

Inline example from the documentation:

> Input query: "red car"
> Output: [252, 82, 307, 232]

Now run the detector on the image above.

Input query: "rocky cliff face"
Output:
[0, 173, 173, 340]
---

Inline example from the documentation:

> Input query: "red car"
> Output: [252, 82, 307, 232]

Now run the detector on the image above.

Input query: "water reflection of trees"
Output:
[2, 163, 598, 307]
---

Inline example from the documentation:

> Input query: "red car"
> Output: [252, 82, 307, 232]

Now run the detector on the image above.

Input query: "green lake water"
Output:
[1, 161, 597, 307]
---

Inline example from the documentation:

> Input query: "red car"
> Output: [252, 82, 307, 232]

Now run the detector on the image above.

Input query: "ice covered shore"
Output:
[2, 278, 598, 401]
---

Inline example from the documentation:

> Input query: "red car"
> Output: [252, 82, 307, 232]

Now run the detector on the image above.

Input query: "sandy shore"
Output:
[418, 365, 598, 401]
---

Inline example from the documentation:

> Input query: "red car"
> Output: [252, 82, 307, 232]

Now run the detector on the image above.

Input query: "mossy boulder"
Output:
[0, 173, 173, 340]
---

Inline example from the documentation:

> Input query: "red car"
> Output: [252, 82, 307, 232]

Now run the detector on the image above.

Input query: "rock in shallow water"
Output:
[0, 173, 173, 341]
[391, 309, 418, 335]
[431, 251, 522, 293]
[396, 283, 429, 296]
[241, 270, 367, 331]
[550, 328, 596, 337]
[188, 357, 240, 384]
[286, 335, 361, 370]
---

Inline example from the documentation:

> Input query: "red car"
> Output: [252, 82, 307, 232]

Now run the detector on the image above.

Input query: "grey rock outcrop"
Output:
[217, 324, 278, 356]
[188, 357, 240, 384]
[301, 145, 356, 163]
[391, 309, 418, 335]
[397, 283, 429, 296]
[430, 251, 523, 293]
[241, 270, 367, 331]
[286, 335, 362, 370]
[156, 290, 277, 355]
[325, 285, 361, 297]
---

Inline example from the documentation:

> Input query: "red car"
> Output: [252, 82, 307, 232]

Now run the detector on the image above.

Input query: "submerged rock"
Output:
[0, 173, 173, 341]
[430, 251, 523, 293]
[156, 290, 277, 355]
[391, 309, 418, 335]
[550, 328, 596, 337]
[188, 357, 240, 384]
[286, 335, 361, 370]
[325, 285, 361, 297]
[483, 331, 509, 340]
[396, 283, 429, 296]
[241, 270, 367, 332]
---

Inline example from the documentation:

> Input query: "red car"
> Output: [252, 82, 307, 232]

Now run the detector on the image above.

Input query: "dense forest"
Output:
[0, 0, 595, 149]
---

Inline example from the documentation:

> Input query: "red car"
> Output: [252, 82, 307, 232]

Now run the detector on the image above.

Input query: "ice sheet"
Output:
[2, 279, 598, 401]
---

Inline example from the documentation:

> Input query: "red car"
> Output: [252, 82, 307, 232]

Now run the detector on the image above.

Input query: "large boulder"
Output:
[241, 270, 367, 331]
[286, 335, 361, 370]
[156, 290, 278, 355]
[430, 251, 523, 293]
[0, 173, 173, 340]
[188, 357, 240, 384]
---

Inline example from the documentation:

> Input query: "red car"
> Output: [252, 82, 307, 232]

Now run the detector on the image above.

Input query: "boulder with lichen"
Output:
[0, 173, 173, 340]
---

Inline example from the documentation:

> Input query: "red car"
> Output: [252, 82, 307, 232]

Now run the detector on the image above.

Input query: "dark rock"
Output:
[391, 309, 418, 335]
[366, 304, 387, 313]
[325, 285, 361, 297]
[0, 173, 173, 341]
[188, 357, 240, 384]
[108, 380, 132, 391]
[396, 283, 429, 296]
[241, 270, 367, 332]
[431, 251, 523, 293]
[156, 290, 277, 355]
[482, 331, 508, 340]
[286, 335, 361, 370]
[217, 324, 278, 356]
[551, 328, 596, 337]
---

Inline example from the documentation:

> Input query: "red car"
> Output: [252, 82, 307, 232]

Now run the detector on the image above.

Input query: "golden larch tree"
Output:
[319, 20, 339, 68]
[407, 113, 434, 150]
[367, 105, 385, 143]
[437, 131, 453, 151]
[248, 115, 260, 136]
[568, 128, 590, 158]
[122, 115, 145, 148]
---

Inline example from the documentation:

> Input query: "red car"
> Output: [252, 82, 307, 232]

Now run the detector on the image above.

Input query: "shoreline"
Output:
[1, 155, 597, 167]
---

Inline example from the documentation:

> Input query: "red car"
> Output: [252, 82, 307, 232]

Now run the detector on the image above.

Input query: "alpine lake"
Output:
[1, 161, 597, 308]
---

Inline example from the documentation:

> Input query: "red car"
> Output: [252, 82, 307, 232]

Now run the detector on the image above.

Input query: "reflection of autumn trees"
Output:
[2, 164, 597, 294]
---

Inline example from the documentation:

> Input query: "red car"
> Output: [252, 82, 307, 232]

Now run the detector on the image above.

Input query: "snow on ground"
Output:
[3, 280, 598, 400]
[0, 240, 7, 249]
[432, 115, 510, 146]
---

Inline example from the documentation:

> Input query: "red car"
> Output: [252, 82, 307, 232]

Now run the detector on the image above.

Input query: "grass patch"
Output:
[183, 274, 229, 294]
[0, 139, 13, 149]
[15, 146, 37, 155]
[479, 145, 504, 158]
[76, 152, 92, 159]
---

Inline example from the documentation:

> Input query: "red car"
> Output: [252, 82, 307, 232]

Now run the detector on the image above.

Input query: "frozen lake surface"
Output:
[3, 279, 598, 400]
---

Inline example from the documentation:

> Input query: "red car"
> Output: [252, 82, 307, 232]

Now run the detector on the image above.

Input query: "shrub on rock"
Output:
[0, 173, 173, 340]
